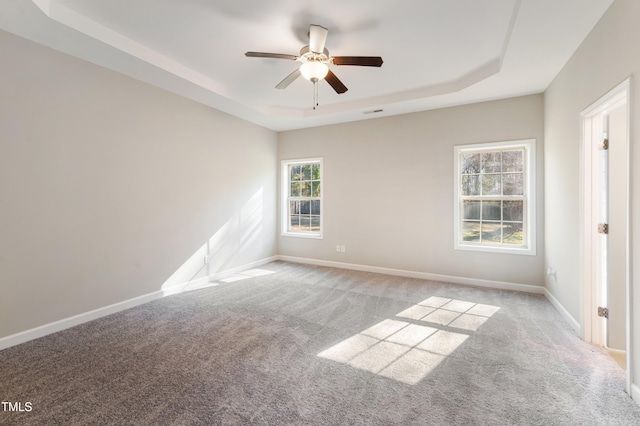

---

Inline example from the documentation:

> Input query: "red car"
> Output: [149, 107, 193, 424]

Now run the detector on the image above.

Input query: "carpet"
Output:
[1, 261, 639, 425]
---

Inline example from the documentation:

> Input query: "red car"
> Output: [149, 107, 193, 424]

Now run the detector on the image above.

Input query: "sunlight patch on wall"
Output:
[160, 188, 265, 296]
[318, 297, 500, 385]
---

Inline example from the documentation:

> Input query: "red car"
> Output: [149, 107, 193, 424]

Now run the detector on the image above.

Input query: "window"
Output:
[454, 140, 536, 255]
[282, 158, 322, 238]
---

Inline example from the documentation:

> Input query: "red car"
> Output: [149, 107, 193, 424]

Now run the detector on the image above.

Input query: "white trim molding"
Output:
[453, 139, 537, 256]
[0, 290, 164, 351]
[632, 384, 640, 406]
[277, 256, 588, 337]
[0, 256, 278, 351]
[580, 77, 632, 396]
[544, 288, 581, 335]
[281, 158, 323, 239]
[0, 255, 585, 355]
[277, 255, 545, 294]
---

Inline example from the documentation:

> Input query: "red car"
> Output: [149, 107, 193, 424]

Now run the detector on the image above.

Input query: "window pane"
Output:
[456, 141, 533, 252]
[299, 200, 310, 214]
[311, 216, 320, 232]
[481, 223, 502, 243]
[482, 152, 501, 173]
[502, 223, 523, 245]
[503, 173, 523, 195]
[290, 182, 300, 197]
[462, 221, 480, 242]
[482, 201, 501, 221]
[290, 165, 301, 181]
[312, 181, 321, 197]
[462, 175, 480, 196]
[502, 150, 523, 172]
[302, 164, 312, 180]
[290, 200, 300, 215]
[301, 182, 311, 197]
[310, 200, 320, 215]
[461, 153, 481, 174]
[284, 160, 322, 236]
[503, 200, 523, 221]
[463, 200, 481, 220]
[290, 215, 301, 231]
[481, 174, 501, 195]
[299, 215, 311, 231]
[312, 163, 321, 180]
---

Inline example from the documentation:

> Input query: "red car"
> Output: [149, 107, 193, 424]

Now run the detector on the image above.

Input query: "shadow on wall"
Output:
[160, 188, 266, 296]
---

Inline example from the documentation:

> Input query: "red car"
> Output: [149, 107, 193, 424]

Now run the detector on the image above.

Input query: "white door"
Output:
[581, 79, 630, 392]
[592, 103, 627, 353]
[593, 113, 608, 347]
[606, 104, 628, 354]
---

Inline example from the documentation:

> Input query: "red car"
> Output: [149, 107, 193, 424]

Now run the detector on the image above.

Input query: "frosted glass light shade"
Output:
[300, 62, 329, 81]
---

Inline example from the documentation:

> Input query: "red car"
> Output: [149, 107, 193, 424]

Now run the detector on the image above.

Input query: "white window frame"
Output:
[281, 158, 323, 239]
[453, 139, 536, 255]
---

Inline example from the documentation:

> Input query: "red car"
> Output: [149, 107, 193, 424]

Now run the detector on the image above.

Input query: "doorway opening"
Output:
[580, 78, 631, 393]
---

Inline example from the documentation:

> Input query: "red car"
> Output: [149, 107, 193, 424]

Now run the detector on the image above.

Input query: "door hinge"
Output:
[598, 223, 609, 234]
[602, 138, 609, 150]
[598, 306, 609, 319]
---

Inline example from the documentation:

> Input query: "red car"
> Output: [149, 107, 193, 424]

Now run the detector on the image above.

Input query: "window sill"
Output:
[281, 231, 323, 240]
[455, 243, 536, 256]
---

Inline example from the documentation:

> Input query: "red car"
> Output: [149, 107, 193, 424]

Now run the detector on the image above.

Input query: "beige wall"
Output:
[278, 95, 545, 287]
[0, 30, 278, 339]
[6, 0, 637, 389]
[544, 0, 639, 387]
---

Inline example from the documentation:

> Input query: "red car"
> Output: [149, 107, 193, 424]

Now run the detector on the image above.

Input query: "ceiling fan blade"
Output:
[309, 24, 328, 54]
[325, 70, 348, 94]
[276, 69, 302, 89]
[332, 56, 384, 67]
[245, 52, 298, 61]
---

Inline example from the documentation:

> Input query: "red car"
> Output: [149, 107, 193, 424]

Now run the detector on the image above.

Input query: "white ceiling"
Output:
[0, 0, 614, 131]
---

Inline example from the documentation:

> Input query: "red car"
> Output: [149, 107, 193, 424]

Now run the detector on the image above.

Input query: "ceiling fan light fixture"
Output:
[300, 61, 329, 82]
[246, 24, 382, 98]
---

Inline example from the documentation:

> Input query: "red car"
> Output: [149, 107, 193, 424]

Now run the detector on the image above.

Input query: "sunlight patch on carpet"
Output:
[318, 297, 500, 385]
[218, 268, 276, 283]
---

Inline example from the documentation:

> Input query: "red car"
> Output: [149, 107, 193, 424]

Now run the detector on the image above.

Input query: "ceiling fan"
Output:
[245, 24, 383, 106]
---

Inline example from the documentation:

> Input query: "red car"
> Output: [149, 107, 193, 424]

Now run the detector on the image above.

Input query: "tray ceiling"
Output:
[0, 0, 614, 130]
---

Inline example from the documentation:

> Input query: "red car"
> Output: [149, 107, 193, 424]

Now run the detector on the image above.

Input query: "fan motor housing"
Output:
[300, 46, 329, 63]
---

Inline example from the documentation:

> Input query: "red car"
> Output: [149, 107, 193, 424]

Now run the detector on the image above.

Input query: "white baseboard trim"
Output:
[0, 255, 278, 351]
[632, 383, 640, 406]
[160, 275, 213, 297]
[0, 255, 584, 352]
[278, 256, 588, 338]
[605, 347, 626, 357]
[0, 290, 164, 351]
[209, 256, 279, 282]
[160, 256, 279, 296]
[544, 288, 581, 335]
[276, 255, 545, 294]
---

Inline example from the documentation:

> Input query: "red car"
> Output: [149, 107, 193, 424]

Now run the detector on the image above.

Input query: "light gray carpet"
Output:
[1, 261, 639, 425]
